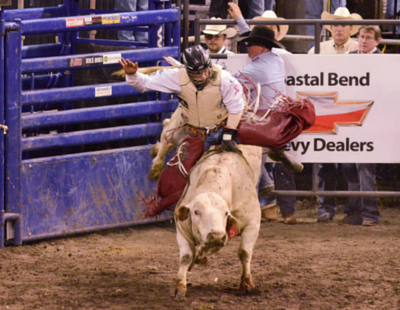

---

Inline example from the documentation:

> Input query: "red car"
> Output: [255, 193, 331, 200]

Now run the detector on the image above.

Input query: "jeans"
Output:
[259, 150, 274, 189]
[115, 0, 148, 43]
[258, 162, 276, 207]
[247, 0, 265, 19]
[317, 163, 338, 217]
[386, 0, 400, 33]
[342, 164, 380, 224]
[304, 0, 347, 48]
[264, 0, 275, 11]
[274, 163, 296, 214]
[258, 151, 276, 207]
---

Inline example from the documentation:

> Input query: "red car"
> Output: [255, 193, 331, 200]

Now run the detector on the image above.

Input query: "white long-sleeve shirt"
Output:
[126, 68, 243, 114]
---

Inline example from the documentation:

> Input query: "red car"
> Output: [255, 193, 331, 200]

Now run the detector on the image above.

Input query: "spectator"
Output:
[234, 26, 301, 225]
[308, 6, 362, 54]
[309, 8, 364, 223]
[114, 0, 148, 43]
[339, 25, 382, 226]
[202, 17, 237, 69]
[348, 25, 382, 54]
[305, 0, 347, 49]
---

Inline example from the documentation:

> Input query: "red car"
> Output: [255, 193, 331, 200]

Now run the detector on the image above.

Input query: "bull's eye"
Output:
[194, 210, 200, 216]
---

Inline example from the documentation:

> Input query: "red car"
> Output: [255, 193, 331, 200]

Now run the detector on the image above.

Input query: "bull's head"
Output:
[175, 192, 241, 248]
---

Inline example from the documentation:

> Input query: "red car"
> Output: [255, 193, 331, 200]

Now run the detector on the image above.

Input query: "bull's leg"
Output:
[148, 108, 187, 182]
[149, 141, 176, 182]
[174, 233, 194, 300]
[237, 223, 260, 294]
[149, 142, 160, 158]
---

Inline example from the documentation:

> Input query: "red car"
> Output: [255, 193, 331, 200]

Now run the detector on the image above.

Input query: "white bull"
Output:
[148, 106, 187, 182]
[173, 145, 262, 300]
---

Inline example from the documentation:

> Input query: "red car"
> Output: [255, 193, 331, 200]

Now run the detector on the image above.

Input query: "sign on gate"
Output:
[226, 53, 400, 163]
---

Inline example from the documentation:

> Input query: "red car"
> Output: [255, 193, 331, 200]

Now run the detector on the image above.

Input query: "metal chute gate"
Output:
[0, 0, 180, 248]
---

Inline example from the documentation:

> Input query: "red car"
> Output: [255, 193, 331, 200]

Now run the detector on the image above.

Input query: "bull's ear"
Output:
[226, 215, 241, 238]
[176, 205, 190, 221]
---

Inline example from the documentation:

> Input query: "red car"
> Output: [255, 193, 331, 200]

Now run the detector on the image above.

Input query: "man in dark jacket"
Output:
[340, 25, 382, 226]
[348, 25, 382, 54]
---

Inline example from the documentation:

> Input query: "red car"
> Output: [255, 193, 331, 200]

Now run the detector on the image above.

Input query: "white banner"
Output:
[227, 53, 400, 163]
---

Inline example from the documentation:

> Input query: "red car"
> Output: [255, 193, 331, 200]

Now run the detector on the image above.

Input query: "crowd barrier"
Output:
[0, 0, 180, 248]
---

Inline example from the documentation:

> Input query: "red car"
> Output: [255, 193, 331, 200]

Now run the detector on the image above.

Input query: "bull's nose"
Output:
[207, 232, 227, 245]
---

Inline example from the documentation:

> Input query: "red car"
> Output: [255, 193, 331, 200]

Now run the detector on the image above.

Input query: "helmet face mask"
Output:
[187, 67, 212, 87]
[182, 45, 212, 87]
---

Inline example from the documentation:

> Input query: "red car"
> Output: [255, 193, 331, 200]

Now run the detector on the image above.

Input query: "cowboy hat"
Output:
[252, 10, 289, 41]
[321, 7, 363, 36]
[202, 17, 237, 38]
[236, 26, 285, 49]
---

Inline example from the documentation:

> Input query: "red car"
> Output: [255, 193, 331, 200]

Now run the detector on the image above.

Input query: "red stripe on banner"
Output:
[304, 109, 367, 133]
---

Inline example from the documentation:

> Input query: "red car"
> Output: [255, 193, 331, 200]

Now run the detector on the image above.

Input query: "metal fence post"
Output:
[0, 10, 5, 248]
[4, 20, 22, 245]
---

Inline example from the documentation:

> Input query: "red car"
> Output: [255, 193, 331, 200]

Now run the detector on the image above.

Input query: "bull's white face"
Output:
[190, 193, 229, 247]
[175, 192, 240, 250]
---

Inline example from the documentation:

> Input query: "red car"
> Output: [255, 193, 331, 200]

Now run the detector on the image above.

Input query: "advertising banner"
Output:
[227, 53, 400, 163]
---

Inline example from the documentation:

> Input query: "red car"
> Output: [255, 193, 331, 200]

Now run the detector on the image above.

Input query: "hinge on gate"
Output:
[0, 124, 8, 135]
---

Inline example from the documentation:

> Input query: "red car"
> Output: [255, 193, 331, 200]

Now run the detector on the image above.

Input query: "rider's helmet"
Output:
[182, 45, 212, 87]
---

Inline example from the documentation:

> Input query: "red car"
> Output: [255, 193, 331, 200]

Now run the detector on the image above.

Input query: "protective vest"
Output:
[178, 64, 227, 128]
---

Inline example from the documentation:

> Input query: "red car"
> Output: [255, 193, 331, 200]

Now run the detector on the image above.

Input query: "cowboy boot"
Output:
[281, 212, 297, 225]
[267, 149, 304, 173]
[261, 203, 279, 222]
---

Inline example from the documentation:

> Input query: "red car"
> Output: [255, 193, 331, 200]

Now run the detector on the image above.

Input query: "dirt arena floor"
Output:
[1, 203, 400, 310]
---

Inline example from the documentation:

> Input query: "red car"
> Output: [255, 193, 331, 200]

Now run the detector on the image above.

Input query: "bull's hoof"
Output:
[239, 276, 256, 295]
[148, 161, 165, 182]
[148, 169, 162, 182]
[174, 284, 187, 301]
[194, 256, 208, 266]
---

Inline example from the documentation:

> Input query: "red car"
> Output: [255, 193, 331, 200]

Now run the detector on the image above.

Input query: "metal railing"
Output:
[193, 17, 400, 54]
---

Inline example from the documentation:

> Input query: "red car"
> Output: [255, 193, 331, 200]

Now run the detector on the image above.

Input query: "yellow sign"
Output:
[102, 14, 121, 25]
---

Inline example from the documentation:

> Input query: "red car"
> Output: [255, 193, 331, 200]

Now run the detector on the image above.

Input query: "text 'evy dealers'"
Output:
[284, 138, 374, 155]
[285, 72, 370, 86]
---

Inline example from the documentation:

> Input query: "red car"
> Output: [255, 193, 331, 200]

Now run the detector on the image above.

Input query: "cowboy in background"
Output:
[308, 7, 362, 54]
[202, 17, 237, 69]
[304, 0, 347, 49]
[227, 3, 301, 224]
[233, 26, 304, 225]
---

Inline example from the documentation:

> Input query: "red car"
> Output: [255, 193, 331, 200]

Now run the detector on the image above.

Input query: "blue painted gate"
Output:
[0, 0, 180, 247]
